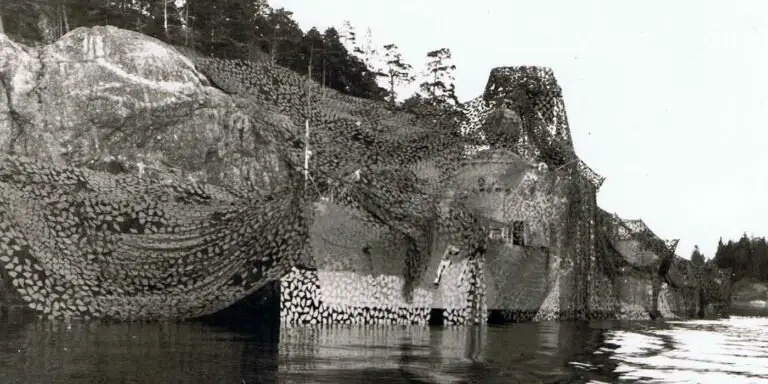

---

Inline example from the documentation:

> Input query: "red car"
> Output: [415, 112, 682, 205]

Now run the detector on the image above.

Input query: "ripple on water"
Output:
[582, 317, 768, 384]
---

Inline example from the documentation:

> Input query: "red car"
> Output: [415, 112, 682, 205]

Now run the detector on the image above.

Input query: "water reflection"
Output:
[276, 322, 610, 383]
[0, 311, 280, 384]
[0, 312, 765, 383]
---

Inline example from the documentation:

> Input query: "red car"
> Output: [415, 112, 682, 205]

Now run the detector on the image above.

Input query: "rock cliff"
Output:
[0, 26, 301, 191]
[0, 26, 314, 320]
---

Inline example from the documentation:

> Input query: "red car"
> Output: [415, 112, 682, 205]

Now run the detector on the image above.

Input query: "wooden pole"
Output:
[304, 47, 313, 185]
[304, 120, 309, 182]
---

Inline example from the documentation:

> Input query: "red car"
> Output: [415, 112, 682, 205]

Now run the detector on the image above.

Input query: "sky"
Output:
[270, 0, 768, 258]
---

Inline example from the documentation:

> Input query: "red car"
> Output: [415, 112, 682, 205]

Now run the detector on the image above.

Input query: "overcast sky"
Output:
[271, 0, 768, 258]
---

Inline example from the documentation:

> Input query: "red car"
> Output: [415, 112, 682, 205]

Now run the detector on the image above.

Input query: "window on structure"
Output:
[512, 221, 526, 246]
[500, 226, 509, 241]
[488, 227, 502, 240]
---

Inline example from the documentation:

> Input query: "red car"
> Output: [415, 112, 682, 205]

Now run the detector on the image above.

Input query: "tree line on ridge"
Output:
[693, 235, 768, 283]
[0, 0, 460, 111]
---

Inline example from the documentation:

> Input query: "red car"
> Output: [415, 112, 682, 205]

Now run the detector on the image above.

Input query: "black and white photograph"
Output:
[0, 0, 765, 382]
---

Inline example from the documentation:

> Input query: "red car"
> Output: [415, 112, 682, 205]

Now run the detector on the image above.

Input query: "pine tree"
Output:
[263, 8, 303, 67]
[419, 47, 459, 106]
[339, 20, 357, 51]
[355, 27, 386, 82]
[381, 43, 414, 106]
[691, 245, 705, 267]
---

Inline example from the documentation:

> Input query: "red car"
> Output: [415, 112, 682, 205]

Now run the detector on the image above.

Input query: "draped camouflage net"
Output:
[0, 42, 486, 320]
[595, 208, 731, 317]
[183, 51, 497, 292]
[212, 60, 605, 299]
[0, 154, 311, 320]
[184, 55, 731, 319]
[0, 35, 731, 320]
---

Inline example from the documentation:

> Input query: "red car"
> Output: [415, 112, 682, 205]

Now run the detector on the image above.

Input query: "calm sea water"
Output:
[0, 313, 765, 384]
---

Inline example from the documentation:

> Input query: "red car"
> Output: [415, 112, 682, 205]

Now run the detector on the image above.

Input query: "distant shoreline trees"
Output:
[712, 234, 768, 282]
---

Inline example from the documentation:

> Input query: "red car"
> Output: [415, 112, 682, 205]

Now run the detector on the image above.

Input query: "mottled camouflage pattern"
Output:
[0, 154, 310, 320]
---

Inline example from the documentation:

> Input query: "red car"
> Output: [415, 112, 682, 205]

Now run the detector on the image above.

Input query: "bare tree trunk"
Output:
[56, 1, 63, 37]
[62, 2, 70, 34]
[270, 32, 278, 66]
[432, 71, 438, 99]
[270, 44, 277, 65]
[103, 0, 109, 25]
[0, 14, 5, 34]
[163, 0, 168, 38]
[322, 56, 326, 98]
[35, 4, 57, 44]
[390, 75, 395, 106]
[184, 2, 189, 46]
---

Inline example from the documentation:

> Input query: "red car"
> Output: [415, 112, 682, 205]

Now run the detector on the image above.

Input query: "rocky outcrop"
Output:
[0, 26, 314, 320]
[0, 26, 298, 191]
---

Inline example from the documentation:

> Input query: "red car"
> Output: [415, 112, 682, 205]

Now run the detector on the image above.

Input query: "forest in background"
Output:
[701, 235, 768, 283]
[0, 0, 461, 111]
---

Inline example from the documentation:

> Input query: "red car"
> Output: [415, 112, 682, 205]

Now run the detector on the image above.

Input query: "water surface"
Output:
[0, 313, 765, 383]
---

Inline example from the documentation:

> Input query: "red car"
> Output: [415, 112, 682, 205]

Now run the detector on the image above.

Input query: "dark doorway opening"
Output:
[487, 309, 507, 325]
[512, 221, 526, 246]
[428, 308, 444, 326]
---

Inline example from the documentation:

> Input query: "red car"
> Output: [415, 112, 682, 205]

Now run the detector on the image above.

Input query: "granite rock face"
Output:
[0, 26, 311, 320]
[0, 26, 298, 193]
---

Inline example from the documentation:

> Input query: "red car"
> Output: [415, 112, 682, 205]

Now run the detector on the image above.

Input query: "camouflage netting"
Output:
[598, 211, 679, 274]
[0, 154, 311, 320]
[462, 67, 612, 317]
[180, 48, 733, 320]
[181, 50, 496, 293]
[0, 28, 485, 320]
[0, 27, 732, 320]
[594, 207, 733, 318]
